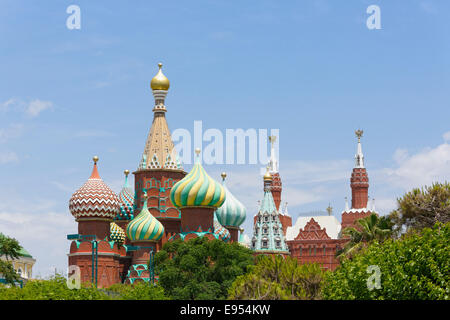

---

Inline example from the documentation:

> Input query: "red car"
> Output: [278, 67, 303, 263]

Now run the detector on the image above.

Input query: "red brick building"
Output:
[285, 130, 374, 270]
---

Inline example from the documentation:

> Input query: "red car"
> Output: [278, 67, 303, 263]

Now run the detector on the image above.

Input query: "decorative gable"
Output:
[294, 218, 331, 240]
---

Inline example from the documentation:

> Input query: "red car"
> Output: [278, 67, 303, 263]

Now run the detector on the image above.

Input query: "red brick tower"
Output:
[68, 156, 125, 288]
[341, 130, 372, 230]
[133, 63, 186, 251]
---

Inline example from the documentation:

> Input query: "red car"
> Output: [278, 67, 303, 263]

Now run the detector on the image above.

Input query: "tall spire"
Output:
[268, 135, 278, 173]
[139, 63, 182, 171]
[350, 129, 369, 209]
[355, 129, 364, 168]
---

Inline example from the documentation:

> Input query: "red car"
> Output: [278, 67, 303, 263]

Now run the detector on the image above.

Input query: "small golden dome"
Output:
[263, 170, 272, 181]
[93, 156, 99, 164]
[150, 63, 170, 91]
[124, 169, 130, 176]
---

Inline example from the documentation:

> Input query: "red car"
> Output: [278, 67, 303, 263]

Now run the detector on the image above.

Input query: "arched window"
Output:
[275, 237, 281, 248]
[299, 246, 302, 256]
[262, 237, 268, 248]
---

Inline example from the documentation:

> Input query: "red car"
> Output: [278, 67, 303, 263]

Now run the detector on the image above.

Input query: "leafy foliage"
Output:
[106, 282, 168, 300]
[229, 255, 325, 300]
[0, 233, 23, 285]
[322, 223, 450, 300]
[0, 274, 110, 300]
[338, 213, 393, 259]
[389, 182, 450, 236]
[155, 237, 254, 300]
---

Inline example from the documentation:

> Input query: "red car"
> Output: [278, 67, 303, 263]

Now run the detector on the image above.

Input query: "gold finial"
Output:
[263, 165, 272, 181]
[355, 129, 363, 142]
[221, 172, 227, 180]
[124, 169, 130, 177]
[195, 148, 201, 155]
[93, 156, 99, 164]
[142, 190, 148, 200]
[150, 62, 170, 91]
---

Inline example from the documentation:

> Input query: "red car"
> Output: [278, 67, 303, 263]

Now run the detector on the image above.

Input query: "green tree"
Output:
[389, 182, 450, 236]
[229, 255, 325, 300]
[322, 223, 450, 300]
[338, 213, 393, 259]
[155, 237, 254, 300]
[0, 233, 23, 285]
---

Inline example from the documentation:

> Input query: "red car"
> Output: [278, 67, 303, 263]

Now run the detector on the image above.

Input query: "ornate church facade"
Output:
[67, 63, 377, 288]
[67, 64, 247, 288]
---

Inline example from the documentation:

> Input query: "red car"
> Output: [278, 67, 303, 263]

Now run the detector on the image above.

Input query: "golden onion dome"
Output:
[263, 170, 272, 181]
[150, 63, 170, 91]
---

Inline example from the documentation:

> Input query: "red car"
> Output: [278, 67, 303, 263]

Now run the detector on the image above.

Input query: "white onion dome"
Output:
[215, 172, 246, 228]
[69, 156, 120, 220]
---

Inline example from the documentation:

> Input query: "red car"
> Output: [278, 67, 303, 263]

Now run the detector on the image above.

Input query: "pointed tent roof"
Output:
[355, 129, 365, 168]
[139, 63, 182, 171]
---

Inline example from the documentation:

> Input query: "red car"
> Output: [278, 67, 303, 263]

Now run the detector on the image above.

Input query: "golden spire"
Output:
[124, 169, 129, 177]
[221, 172, 227, 181]
[93, 156, 99, 164]
[150, 62, 170, 91]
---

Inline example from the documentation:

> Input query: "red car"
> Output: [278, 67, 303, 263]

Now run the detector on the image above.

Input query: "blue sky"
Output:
[0, 0, 449, 277]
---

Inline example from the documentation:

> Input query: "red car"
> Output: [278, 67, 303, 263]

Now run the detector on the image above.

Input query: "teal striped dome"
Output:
[126, 194, 164, 242]
[215, 173, 246, 228]
[170, 150, 225, 208]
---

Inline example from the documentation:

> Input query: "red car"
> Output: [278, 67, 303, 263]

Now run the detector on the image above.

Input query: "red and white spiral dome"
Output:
[69, 156, 120, 220]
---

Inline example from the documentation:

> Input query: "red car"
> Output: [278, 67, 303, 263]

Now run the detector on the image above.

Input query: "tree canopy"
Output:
[338, 213, 393, 259]
[322, 223, 450, 300]
[229, 255, 325, 300]
[0, 233, 23, 285]
[155, 237, 254, 300]
[389, 182, 450, 236]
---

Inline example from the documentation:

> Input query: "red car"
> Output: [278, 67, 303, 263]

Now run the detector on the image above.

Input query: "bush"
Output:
[0, 274, 110, 300]
[322, 223, 450, 300]
[106, 282, 168, 300]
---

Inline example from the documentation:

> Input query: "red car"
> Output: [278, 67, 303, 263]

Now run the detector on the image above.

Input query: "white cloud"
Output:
[443, 131, 450, 142]
[0, 124, 24, 143]
[0, 194, 76, 278]
[0, 151, 18, 164]
[382, 142, 450, 190]
[1, 98, 53, 117]
[0, 98, 18, 112]
[26, 99, 53, 117]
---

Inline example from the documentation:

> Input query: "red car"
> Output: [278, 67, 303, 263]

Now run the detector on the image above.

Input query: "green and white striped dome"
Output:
[215, 173, 246, 228]
[170, 150, 225, 209]
[126, 193, 164, 242]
